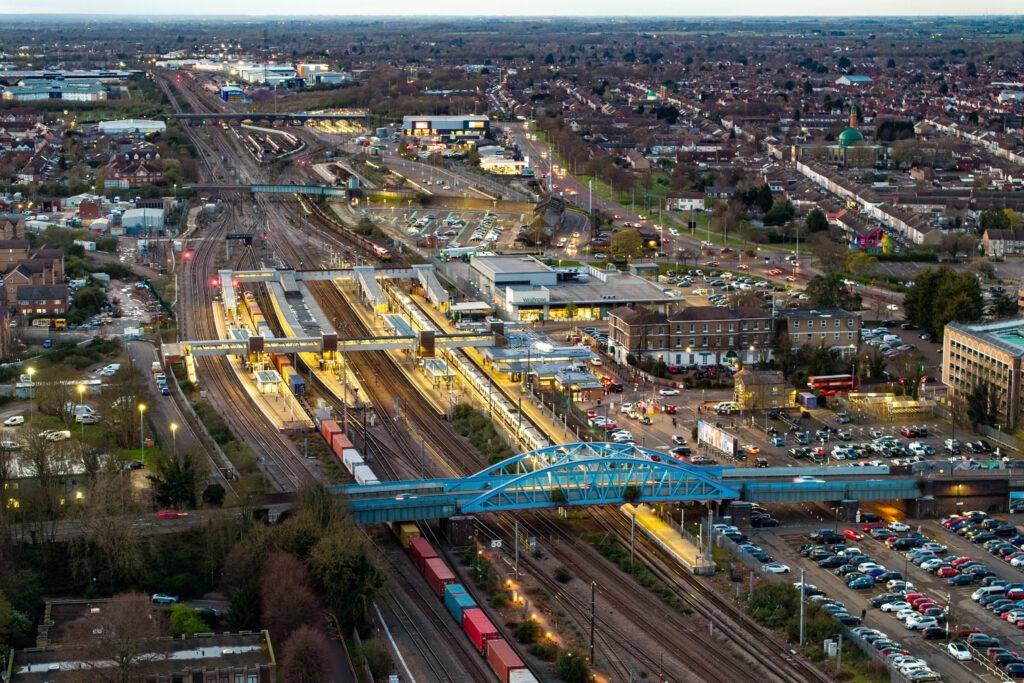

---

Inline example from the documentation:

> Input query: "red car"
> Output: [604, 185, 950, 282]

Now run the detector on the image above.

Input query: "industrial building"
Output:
[402, 114, 491, 141]
[96, 119, 167, 136]
[943, 319, 1024, 430]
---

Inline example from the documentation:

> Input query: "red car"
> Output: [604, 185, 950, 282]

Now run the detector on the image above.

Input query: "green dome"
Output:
[838, 127, 864, 147]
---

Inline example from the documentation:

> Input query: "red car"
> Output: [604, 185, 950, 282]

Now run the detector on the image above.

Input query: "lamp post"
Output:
[138, 403, 146, 462]
[170, 422, 178, 461]
[27, 367, 35, 424]
[77, 384, 85, 438]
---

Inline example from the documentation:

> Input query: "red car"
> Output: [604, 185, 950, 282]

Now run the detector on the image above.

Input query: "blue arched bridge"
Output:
[332, 442, 922, 524]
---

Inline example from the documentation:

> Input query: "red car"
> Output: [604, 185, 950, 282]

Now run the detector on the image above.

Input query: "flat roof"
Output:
[472, 255, 554, 278]
[949, 318, 1024, 357]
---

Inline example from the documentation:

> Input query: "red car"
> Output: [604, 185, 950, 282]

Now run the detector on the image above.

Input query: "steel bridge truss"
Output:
[451, 442, 741, 512]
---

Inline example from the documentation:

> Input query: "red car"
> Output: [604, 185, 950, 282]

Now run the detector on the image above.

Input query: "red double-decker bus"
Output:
[807, 374, 855, 395]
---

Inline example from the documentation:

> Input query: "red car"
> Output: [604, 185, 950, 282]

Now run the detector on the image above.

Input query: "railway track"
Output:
[164, 66, 833, 681]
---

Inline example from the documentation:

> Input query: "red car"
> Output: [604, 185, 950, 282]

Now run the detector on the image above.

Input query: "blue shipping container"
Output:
[287, 371, 306, 397]
[444, 584, 476, 623]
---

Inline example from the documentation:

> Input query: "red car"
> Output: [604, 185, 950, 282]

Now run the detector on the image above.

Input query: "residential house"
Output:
[665, 191, 705, 212]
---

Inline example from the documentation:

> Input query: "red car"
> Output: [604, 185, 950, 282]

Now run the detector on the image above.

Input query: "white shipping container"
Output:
[353, 464, 378, 485]
[510, 671, 540, 683]
[343, 451, 364, 474]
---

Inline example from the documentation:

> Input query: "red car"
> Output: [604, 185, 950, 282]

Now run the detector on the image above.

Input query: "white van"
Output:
[971, 585, 1006, 602]
[882, 334, 901, 344]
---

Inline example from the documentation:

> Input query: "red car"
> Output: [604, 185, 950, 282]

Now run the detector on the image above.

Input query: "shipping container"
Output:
[343, 452, 364, 474]
[509, 670, 539, 683]
[462, 608, 499, 653]
[425, 557, 456, 597]
[392, 522, 419, 549]
[487, 639, 526, 683]
[409, 537, 437, 574]
[441, 515, 476, 546]
[320, 419, 342, 442]
[444, 584, 477, 623]
[353, 464, 378, 485]
[331, 433, 351, 459]
[286, 369, 306, 397]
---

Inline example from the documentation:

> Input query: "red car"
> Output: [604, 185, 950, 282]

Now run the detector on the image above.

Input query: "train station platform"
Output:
[211, 301, 313, 432]
[622, 503, 716, 576]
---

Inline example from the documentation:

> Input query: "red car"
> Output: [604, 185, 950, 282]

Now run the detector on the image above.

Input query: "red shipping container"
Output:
[320, 419, 341, 442]
[424, 557, 456, 597]
[486, 638, 525, 683]
[408, 537, 437, 574]
[462, 608, 499, 653]
[331, 432, 354, 460]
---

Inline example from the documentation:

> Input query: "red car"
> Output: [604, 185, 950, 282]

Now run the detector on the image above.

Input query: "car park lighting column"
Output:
[139, 403, 146, 462]
[77, 384, 85, 438]
[27, 367, 35, 425]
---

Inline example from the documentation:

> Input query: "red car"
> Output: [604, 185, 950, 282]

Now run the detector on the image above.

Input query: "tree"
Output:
[809, 233, 848, 273]
[902, 267, 983, 337]
[609, 229, 643, 259]
[260, 551, 322, 645]
[280, 625, 333, 683]
[147, 450, 201, 509]
[59, 593, 165, 683]
[845, 251, 878, 277]
[978, 204, 1010, 234]
[556, 650, 589, 683]
[308, 527, 384, 631]
[805, 208, 829, 233]
[966, 380, 999, 428]
[988, 288, 1018, 318]
[763, 199, 795, 226]
[805, 273, 862, 311]
[169, 604, 210, 638]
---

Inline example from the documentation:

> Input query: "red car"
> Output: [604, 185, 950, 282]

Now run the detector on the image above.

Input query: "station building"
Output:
[401, 114, 490, 141]
[467, 255, 677, 323]
[943, 319, 1024, 430]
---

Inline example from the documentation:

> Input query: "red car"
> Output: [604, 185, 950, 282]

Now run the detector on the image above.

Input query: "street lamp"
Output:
[26, 367, 35, 424]
[138, 403, 146, 461]
[77, 384, 85, 438]
[170, 422, 178, 461]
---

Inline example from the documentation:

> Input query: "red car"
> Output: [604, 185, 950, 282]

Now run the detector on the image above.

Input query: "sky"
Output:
[2, 1, 1023, 16]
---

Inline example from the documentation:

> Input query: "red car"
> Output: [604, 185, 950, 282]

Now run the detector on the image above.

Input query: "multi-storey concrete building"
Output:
[943, 319, 1024, 430]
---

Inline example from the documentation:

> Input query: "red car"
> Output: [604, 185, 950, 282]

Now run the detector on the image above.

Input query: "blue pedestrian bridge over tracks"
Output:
[332, 442, 923, 524]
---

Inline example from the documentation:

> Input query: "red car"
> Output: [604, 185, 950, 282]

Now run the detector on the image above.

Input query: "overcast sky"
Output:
[3, 1, 1022, 16]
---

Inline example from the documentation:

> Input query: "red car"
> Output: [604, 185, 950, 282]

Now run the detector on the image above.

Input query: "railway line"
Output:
[161, 68, 834, 682]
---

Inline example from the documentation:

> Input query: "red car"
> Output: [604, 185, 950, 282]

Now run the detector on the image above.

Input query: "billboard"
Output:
[697, 420, 737, 458]
[413, 121, 430, 130]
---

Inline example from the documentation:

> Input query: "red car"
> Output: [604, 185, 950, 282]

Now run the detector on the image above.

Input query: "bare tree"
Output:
[57, 592, 166, 683]
[260, 551, 322, 646]
[69, 471, 145, 593]
[279, 625, 333, 683]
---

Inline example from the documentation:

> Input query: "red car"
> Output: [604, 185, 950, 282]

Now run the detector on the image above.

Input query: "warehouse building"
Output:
[401, 114, 490, 141]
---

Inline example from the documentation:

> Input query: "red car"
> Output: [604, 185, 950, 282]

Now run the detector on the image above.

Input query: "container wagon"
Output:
[409, 537, 438, 574]
[487, 639, 527, 683]
[424, 557, 456, 597]
[391, 522, 420, 549]
[462, 608, 500, 654]
[444, 584, 477, 624]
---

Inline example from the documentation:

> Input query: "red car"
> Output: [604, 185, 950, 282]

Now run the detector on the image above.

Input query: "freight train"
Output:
[319, 419, 378, 484]
[297, 195, 393, 262]
[399, 533, 539, 682]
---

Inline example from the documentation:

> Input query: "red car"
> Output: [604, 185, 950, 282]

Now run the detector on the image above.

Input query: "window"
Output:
[690, 324, 695, 333]
[728, 324, 735, 332]
[702, 336, 708, 347]
[728, 336, 735, 345]
[834, 333, 840, 341]
[847, 319, 854, 327]
[847, 332, 854, 340]
[834, 319, 840, 327]
[716, 324, 722, 333]
[793, 321, 800, 329]
[703, 324, 708, 333]
[689, 337, 695, 347]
